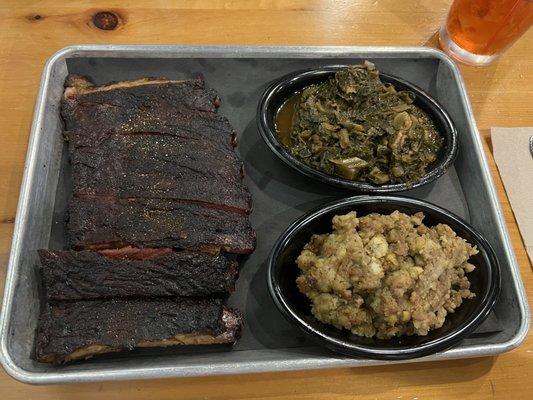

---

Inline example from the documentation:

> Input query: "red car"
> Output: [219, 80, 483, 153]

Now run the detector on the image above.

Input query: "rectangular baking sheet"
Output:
[0, 45, 529, 384]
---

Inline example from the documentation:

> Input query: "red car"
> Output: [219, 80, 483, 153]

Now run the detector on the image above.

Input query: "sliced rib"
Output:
[70, 132, 251, 213]
[36, 298, 241, 364]
[39, 248, 239, 300]
[61, 75, 236, 151]
[68, 196, 256, 254]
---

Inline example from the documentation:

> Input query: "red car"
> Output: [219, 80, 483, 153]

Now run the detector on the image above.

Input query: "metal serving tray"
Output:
[0, 45, 529, 384]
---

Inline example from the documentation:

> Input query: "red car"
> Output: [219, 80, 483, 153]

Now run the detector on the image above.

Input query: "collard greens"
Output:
[288, 62, 443, 185]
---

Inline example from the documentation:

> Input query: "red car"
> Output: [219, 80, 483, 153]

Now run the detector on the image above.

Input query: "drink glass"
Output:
[439, 0, 533, 65]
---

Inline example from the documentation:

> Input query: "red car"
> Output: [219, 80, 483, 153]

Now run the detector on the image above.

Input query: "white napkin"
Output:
[491, 127, 533, 264]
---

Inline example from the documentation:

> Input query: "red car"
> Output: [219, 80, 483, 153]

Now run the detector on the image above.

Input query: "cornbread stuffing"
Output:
[296, 211, 477, 339]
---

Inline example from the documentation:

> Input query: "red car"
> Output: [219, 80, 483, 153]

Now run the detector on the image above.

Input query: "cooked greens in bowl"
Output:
[258, 62, 457, 192]
[281, 62, 443, 185]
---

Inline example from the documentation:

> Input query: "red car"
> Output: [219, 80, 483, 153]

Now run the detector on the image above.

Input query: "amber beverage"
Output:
[439, 0, 533, 65]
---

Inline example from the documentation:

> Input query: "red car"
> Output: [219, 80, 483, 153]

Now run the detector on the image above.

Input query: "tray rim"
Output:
[0, 44, 529, 385]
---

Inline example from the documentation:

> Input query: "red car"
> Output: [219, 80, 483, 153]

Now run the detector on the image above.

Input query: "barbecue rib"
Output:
[33, 75, 255, 365]
[36, 298, 241, 364]
[39, 248, 239, 300]
[63, 74, 220, 113]
[62, 75, 236, 151]
[70, 132, 251, 213]
[68, 196, 255, 253]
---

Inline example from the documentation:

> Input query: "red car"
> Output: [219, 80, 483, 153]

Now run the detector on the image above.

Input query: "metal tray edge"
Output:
[432, 51, 531, 343]
[0, 42, 68, 384]
[0, 344, 525, 385]
[37, 43, 456, 60]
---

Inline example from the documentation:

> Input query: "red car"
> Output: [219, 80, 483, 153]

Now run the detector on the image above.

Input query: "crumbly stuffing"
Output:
[296, 211, 476, 339]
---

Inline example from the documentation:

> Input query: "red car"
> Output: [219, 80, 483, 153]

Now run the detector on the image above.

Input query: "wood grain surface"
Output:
[0, 1, 532, 399]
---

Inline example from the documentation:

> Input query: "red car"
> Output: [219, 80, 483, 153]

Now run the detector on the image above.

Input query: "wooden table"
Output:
[0, 1, 531, 398]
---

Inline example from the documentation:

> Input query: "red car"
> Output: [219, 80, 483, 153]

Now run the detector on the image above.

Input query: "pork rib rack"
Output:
[35, 75, 255, 363]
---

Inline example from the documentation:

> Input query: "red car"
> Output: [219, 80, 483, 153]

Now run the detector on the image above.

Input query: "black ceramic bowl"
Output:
[267, 196, 500, 360]
[257, 66, 458, 193]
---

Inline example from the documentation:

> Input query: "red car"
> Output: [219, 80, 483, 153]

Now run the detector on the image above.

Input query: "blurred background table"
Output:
[0, 1, 531, 399]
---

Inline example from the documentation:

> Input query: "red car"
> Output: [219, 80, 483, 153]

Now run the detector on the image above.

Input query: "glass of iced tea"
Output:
[439, 0, 533, 65]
